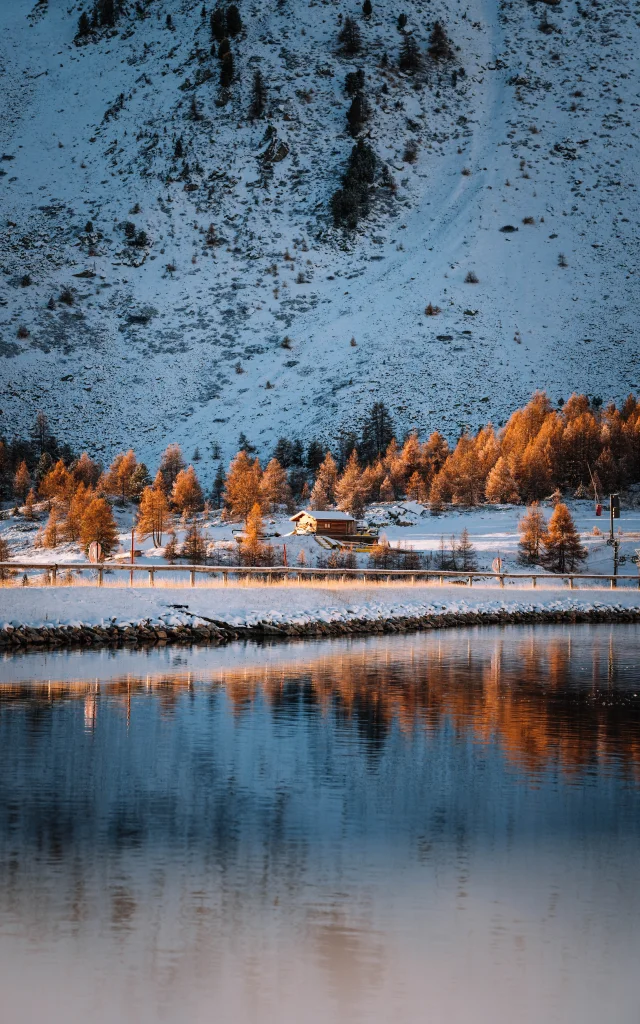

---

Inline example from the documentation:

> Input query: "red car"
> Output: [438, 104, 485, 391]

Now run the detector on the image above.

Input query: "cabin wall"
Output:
[293, 515, 355, 536]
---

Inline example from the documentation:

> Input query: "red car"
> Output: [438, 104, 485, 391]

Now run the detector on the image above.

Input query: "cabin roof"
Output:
[290, 509, 355, 522]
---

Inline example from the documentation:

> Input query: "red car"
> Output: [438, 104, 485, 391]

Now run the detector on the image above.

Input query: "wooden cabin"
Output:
[290, 510, 356, 538]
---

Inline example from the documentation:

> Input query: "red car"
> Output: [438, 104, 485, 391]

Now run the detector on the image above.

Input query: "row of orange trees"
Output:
[3, 391, 638, 559]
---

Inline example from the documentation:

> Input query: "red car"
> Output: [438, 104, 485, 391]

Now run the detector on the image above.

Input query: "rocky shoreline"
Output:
[1, 605, 639, 652]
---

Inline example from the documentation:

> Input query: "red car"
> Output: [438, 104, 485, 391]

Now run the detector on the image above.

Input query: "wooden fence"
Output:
[0, 562, 639, 590]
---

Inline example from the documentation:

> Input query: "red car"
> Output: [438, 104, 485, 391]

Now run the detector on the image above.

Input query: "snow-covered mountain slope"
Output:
[0, 0, 638, 468]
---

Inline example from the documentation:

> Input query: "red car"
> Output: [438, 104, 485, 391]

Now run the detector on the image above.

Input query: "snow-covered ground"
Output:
[2, 581, 640, 634]
[371, 499, 640, 576]
[1, 497, 639, 636]
[2, 497, 639, 577]
[0, 0, 638, 465]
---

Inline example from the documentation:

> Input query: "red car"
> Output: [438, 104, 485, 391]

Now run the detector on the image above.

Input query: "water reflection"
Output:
[2, 625, 639, 778]
[0, 625, 639, 1024]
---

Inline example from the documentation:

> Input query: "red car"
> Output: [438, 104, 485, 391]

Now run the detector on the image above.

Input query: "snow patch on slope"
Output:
[0, 0, 638, 472]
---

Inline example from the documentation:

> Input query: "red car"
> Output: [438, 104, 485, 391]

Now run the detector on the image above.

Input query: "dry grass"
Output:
[1, 574, 445, 592]
[0, 572, 632, 593]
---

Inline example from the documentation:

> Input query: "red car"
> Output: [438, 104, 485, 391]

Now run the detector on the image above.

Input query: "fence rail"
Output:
[0, 562, 639, 590]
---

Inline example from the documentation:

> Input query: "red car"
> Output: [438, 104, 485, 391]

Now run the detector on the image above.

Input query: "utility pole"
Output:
[608, 493, 620, 586]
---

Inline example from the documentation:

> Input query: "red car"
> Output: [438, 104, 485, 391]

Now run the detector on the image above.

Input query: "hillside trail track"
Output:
[357, 0, 505, 315]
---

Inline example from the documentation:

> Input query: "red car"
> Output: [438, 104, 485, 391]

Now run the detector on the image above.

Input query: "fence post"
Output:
[569, 577, 574, 590]
[532, 576, 537, 588]
[610, 577, 615, 590]
[129, 567, 134, 587]
[468, 575, 472, 587]
[190, 569, 195, 587]
[499, 575, 504, 589]
[439, 575, 444, 586]
[223, 570, 228, 586]
[98, 566, 104, 587]
[410, 575, 415, 585]
[51, 565, 57, 586]
[149, 568, 155, 587]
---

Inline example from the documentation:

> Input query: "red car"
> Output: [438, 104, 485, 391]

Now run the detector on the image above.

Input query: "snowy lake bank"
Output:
[1, 583, 640, 653]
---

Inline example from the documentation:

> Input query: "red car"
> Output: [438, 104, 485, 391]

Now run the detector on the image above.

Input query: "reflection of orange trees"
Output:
[1, 635, 638, 778]
[0, 674, 196, 722]
[212, 636, 640, 779]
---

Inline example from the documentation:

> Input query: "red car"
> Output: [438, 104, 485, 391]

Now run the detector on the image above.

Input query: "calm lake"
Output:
[0, 625, 639, 1024]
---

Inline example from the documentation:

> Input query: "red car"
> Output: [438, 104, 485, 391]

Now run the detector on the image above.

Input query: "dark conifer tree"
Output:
[306, 440, 325, 473]
[35, 452, 54, 485]
[457, 528, 478, 571]
[359, 402, 395, 463]
[190, 93, 201, 121]
[339, 16, 362, 55]
[182, 522, 207, 563]
[345, 68, 365, 95]
[30, 412, 56, 459]
[399, 34, 421, 72]
[220, 50, 234, 86]
[210, 7, 226, 41]
[273, 438, 295, 467]
[362, 0, 372, 16]
[287, 467, 307, 500]
[211, 463, 226, 507]
[348, 137, 376, 182]
[218, 36, 230, 58]
[291, 439, 305, 466]
[98, 0, 116, 28]
[250, 69, 267, 118]
[428, 21, 452, 60]
[336, 428, 359, 471]
[238, 432, 256, 454]
[226, 4, 242, 36]
[346, 91, 369, 136]
[77, 10, 91, 36]
[331, 139, 377, 228]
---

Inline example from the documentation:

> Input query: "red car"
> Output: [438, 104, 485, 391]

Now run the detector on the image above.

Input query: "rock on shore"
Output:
[1, 606, 640, 652]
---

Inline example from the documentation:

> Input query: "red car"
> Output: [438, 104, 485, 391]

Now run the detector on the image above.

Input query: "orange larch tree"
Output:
[171, 466, 204, 517]
[309, 451, 338, 509]
[260, 458, 293, 512]
[39, 459, 74, 504]
[517, 504, 547, 564]
[13, 461, 31, 503]
[137, 484, 171, 546]
[540, 503, 587, 572]
[158, 443, 186, 494]
[79, 498, 119, 556]
[223, 451, 263, 521]
[104, 450, 139, 503]
[64, 483, 95, 542]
